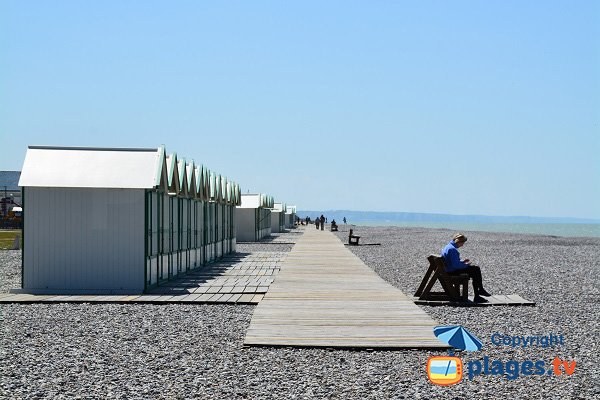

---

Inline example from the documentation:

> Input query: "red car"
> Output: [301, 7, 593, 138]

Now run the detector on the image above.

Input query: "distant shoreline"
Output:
[298, 210, 600, 225]
[339, 221, 600, 238]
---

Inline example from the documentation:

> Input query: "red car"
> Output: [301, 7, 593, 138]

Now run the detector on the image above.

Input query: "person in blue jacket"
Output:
[441, 233, 491, 303]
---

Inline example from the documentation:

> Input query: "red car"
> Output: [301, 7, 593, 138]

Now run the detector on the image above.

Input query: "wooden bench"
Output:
[414, 255, 470, 302]
[348, 229, 360, 245]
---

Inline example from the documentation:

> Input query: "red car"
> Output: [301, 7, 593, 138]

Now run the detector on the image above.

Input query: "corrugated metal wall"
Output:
[271, 211, 285, 233]
[235, 208, 257, 241]
[24, 187, 145, 292]
[257, 208, 272, 240]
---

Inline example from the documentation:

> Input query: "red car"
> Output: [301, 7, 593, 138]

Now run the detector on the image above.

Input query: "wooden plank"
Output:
[66, 295, 100, 302]
[413, 293, 534, 307]
[0, 294, 39, 302]
[206, 293, 224, 302]
[181, 293, 203, 302]
[169, 295, 191, 303]
[251, 294, 264, 303]
[506, 294, 535, 305]
[134, 295, 163, 302]
[196, 293, 215, 302]
[122, 295, 141, 302]
[227, 293, 243, 303]
[237, 294, 255, 303]
[45, 295, 75, 302]
[216, 294, 235, 303]
[152, 295, 174, 302]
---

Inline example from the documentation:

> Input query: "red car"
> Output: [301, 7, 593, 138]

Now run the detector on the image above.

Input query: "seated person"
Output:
[330, 219, 338, 230]
[441, 233, 491, 303]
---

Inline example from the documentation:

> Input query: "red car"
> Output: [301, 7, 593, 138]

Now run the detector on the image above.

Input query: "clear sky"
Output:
[1, 1, 599, 219]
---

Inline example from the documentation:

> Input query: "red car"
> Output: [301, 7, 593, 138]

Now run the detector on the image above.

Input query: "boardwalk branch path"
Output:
[244, 228, 449, 348]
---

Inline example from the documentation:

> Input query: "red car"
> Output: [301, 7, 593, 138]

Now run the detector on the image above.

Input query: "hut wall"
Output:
[235, 207, 257, 241]
[285, 211, 296, 229]
[271, 211, 285, 233]
[257, 208, 272, 240]
[227, 204, 236, 252]
[23, 187, 145, 292]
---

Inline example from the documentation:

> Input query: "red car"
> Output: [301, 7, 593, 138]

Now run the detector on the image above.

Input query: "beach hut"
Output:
[285, 205, 297, 229]
[18, 145, 241, 294]
[236, 193, 273, 241]
[270, 202, 286, 233]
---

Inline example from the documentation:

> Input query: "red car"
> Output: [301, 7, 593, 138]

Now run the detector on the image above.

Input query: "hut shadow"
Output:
[147, 252, 255, 295]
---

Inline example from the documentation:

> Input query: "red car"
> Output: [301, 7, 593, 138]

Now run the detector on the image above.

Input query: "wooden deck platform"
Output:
[244, 228, 448, 349]
[413, 294, 535, 307]
[0, 292, 266, 305]
[0, 252, 285, 304]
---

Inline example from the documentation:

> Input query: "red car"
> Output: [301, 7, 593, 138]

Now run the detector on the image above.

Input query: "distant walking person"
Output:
[441, 233, 492, 303]
[343, 217, 347, 224]
[320, 215, 325, 231]
[315, 218, 320, 229]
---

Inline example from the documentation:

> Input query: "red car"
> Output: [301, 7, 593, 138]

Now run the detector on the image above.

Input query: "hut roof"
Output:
[19, 146, 159, 188]
[19, 146, 241, 203]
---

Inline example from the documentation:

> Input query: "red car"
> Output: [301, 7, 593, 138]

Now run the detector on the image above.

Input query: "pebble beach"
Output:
[1, 226, 599, 399]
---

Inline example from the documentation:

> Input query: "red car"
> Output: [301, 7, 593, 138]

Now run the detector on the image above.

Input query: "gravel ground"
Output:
[1, 227, 599, 399]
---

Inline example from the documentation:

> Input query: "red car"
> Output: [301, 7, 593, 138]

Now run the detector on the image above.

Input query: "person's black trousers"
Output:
[450, 265, 484, 295]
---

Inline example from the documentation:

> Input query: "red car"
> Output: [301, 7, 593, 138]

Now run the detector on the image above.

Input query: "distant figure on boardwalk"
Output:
[315, 218, 320, 229]
[305, 216, 310, 225]
[320, 215, 325, 230]
[441, 233, 492, 303]
[330, 219, 338, 231]
[343, 217, 347, 224]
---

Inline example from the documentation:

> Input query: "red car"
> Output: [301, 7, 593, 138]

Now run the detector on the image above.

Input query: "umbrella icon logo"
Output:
[433, 325, 483, 352]
[426, 326, 483, 386]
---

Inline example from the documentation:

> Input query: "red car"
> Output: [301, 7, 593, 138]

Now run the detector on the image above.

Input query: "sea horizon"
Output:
[298, 210, 600, 238]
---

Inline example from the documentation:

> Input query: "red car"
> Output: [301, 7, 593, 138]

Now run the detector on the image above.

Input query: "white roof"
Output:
[239, 194, 261, 208]
[19, 146, 160, 189]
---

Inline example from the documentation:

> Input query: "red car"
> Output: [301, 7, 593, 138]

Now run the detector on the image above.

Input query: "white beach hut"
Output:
[235, 194, 273, 241]
[18, 145, 241, 294]
[270, 202, 286, 233]
[285, 205, 297, 229]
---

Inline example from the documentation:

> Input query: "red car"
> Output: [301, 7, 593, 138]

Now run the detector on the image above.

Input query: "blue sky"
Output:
[1, 1, 599, 219]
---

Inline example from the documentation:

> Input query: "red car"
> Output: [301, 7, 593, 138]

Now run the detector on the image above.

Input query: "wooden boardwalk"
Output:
[244, 228, 448, 349]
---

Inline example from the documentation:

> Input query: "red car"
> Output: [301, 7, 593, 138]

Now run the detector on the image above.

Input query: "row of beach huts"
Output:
[16, 145, 297, 294]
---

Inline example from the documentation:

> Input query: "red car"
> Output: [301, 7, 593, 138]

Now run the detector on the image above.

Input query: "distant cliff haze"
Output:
[297, 210, 599, 224]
